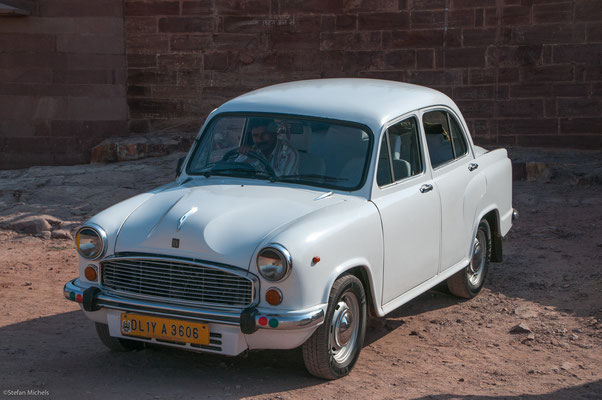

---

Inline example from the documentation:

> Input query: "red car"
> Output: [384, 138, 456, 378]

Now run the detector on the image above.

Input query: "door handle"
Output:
[420, 184, 433, 193]
[468, 162, 479, 171]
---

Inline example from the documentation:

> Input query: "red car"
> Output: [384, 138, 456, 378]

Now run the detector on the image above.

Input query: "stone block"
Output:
[158, 16, 215, 33]
[520, 65, 574, 82]
[358, 12, 409, 30]
[557, 99, 601, 117]
[382, 29, 444, 48]
[124, 1, 179, 17]
[445, 47, 487, 68]
[214, 0, 268, 15]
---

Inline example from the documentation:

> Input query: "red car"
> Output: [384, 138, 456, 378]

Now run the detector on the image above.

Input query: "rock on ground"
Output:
[90, 132, 195, 163]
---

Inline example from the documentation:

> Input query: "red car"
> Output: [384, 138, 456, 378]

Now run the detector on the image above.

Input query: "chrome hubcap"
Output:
[336, 309, 353, 347]
[468, 230, 486, 287]
[329, 292, 360, 364]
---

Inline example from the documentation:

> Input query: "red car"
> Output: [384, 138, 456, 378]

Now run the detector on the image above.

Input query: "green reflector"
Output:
[69, 292, 75, 301]
[268, 318, 279, 328]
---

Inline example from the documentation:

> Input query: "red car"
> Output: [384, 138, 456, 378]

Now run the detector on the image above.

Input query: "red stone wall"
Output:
[0, 0, 127, 169]
[126, 0, 601, 148]
[1, 1, 600, 169]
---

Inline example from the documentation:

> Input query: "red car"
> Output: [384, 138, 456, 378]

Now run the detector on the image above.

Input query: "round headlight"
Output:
[257, 245, 292, 282]
[76, 226, 106, 260]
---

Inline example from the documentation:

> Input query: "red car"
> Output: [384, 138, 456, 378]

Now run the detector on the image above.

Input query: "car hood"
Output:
[114, 180, 344, 269]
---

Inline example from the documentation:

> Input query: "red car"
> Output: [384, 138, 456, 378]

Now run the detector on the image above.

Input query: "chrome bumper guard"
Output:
[64, 278, 324, 333]
[512, 208, 519, 223]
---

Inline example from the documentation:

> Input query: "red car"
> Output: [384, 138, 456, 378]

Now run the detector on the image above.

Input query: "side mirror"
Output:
[176, 157, 185, 177]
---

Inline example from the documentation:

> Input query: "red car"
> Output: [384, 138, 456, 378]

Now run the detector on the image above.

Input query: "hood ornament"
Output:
[177, 207, 198, 231]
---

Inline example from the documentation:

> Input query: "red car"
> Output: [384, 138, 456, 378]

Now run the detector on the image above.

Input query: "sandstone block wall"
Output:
[0, 0, 127, 169]
[126, 0, 601, 148]
[1, 0, 600, 169]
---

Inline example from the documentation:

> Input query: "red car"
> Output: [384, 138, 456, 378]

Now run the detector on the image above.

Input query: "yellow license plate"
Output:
[120, 313, 210, 345]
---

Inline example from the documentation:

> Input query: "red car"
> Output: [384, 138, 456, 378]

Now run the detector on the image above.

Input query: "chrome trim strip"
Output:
[99, 255, 259, 309]
[378, 170, 426, 190]
[98, 295, 241, 325]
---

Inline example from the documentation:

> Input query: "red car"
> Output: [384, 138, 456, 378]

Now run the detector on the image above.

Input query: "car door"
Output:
[371, 115, 441, 305]
[422, 108, 486, 272]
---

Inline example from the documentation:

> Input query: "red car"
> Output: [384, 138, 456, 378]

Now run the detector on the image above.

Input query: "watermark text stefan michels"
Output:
[3, 389, 49, 396]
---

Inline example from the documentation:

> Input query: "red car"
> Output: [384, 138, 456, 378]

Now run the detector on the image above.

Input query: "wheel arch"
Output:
[477, 207, 503, 263]
[344, 266, 379, 318]
[324, 263, 380, 318]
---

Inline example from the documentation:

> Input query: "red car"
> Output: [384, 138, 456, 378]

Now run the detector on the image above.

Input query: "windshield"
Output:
[186, 115, 373, 190]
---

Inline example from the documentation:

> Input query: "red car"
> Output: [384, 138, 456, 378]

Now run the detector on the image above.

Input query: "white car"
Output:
[64, 79, 516, 379]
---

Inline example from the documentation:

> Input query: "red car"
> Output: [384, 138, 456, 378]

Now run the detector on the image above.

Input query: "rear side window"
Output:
[423, 111, 454, 168]
[423, 110, 469, 168]
[449, 116, 468, 158]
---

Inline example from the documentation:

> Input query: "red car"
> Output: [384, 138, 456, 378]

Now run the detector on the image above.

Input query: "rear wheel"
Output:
[447, 219, 491, 299]
[302, 274, 367, 380]
[95, 323, 145, 352]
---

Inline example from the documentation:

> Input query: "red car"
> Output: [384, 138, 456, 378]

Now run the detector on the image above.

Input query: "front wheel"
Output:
[447, 219, 491, 299]
[302, 274, 367, 380]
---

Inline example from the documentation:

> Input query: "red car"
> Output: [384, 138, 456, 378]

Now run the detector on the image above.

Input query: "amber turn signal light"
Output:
[84, 265, 98, 281]
[265, 288, 283, 306]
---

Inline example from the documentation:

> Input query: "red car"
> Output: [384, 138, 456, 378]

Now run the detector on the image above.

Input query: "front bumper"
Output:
[64, 278, 325, 333]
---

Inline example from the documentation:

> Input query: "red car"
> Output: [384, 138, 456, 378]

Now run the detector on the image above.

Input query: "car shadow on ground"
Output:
[487, 182, 602, 321]
[0, 310, 322, 398]
[364, 286, 461, 347]
[0, 287, 466, 399]
[412, 379, 602, 399]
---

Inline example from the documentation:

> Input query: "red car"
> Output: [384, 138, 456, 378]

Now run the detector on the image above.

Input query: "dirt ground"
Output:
[0, 149, 601, 399]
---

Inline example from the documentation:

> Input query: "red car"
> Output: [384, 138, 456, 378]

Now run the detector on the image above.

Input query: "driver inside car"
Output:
[237, 118, 299, 176]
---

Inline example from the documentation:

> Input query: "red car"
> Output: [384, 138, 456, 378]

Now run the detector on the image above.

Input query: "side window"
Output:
[378, 116, 423, 187]
[449, 116, 468, 158]
[387, 117, 423, 181]
[376, 135, 393, 186]
[423, 110, 454, 168]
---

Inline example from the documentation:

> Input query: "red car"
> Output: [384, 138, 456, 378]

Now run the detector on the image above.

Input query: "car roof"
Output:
[214, 78, 458, 131]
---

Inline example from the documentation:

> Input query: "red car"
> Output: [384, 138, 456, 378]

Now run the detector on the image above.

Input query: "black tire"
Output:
[95, 323, 145, 352]
[447, 219, 491, 299]
[302, 274, 367, 380]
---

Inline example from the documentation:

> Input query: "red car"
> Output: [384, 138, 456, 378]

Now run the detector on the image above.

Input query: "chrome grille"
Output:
[100, 257, 254, 308]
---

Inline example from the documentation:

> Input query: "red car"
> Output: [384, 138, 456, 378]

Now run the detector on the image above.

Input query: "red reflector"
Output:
[75, 294, 83, 303]
[258, 316, 268, 326]
[312, 256, 320, 264]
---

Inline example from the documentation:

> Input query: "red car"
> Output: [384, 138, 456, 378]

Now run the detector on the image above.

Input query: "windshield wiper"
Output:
[201, 167, 274, 180]
[276, 174, 347, 182]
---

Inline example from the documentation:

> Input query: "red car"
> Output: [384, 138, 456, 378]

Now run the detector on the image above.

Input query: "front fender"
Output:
[323, 258, 382, 317]
[250, 198, 384, 313]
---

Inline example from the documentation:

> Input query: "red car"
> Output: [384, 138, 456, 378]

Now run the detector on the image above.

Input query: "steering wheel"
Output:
[221, 149, 276, 176]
